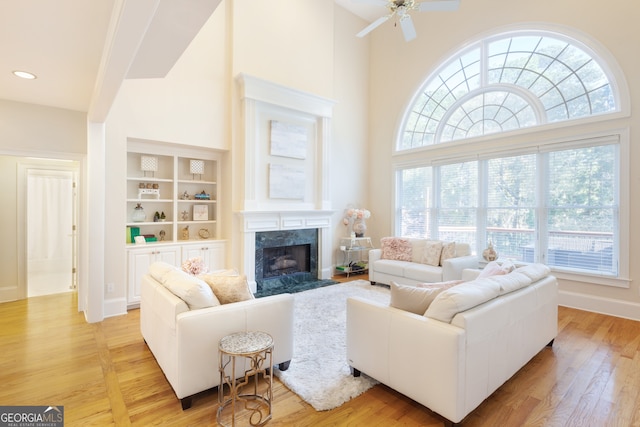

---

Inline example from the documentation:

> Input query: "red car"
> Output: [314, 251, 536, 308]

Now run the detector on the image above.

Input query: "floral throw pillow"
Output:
[439, 241, 456, 265]
[422, 240, 444, 266]
[380, 237, 412, 261]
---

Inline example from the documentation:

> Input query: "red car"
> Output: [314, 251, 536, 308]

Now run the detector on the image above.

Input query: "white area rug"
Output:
[274, 279, 390, 411]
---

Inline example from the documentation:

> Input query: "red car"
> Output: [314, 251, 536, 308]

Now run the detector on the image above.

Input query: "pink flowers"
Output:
[344, 208, 371, 223]
[344, 208, 371, 225]
[182, 257, 206, 275]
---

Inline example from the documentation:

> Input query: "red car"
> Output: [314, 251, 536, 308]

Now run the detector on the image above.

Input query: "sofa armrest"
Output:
[442, 255, 479, 281]
[173, 294, 294, 399]
[369, 248, 382, 263]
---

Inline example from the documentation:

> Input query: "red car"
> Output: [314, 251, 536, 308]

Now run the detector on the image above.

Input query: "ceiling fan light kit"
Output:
[356, 0, 460, 42]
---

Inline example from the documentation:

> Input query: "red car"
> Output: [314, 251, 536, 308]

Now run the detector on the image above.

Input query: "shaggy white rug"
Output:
[274, 279, 390, 411]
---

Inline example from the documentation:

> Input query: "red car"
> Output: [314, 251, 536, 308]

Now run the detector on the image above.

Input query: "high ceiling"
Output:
[0, 0, 376, 120]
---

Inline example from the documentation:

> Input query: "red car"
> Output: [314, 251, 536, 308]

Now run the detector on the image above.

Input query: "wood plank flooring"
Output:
[1, 282, 640, 426]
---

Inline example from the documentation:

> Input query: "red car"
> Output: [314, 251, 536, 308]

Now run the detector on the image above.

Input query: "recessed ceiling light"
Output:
[12, 70, 37, 80]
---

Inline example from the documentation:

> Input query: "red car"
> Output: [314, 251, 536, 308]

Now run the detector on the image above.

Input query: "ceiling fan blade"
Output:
[356, 15, 390, 38]
[400, 15, 417, 42]
[418, 0, 460, 12]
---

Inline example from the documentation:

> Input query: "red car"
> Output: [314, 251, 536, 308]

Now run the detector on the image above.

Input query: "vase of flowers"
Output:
[343, 208, 371, 237]
[182, 256, 206, 275]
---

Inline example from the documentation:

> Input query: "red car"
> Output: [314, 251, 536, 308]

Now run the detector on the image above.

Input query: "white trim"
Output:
[559, 290, 640, 322]
[104, 297, 128, 318]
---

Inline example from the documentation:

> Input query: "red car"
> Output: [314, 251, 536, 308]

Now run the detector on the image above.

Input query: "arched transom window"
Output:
[400, 31, 617, 150]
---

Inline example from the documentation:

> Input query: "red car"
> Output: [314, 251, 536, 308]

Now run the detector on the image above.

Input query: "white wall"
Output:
[102, 0, 371, 316]
[366, 0, 640, 317]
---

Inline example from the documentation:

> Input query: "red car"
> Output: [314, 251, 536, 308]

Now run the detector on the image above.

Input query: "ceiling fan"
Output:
[356, 0, 460, 42]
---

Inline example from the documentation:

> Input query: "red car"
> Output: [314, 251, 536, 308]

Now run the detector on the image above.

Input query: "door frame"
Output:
[16, 158, 81, 301]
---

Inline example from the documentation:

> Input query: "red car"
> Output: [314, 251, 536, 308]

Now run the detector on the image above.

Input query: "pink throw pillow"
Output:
[380, 237, 412, 261]
[478, 260, 514, 278]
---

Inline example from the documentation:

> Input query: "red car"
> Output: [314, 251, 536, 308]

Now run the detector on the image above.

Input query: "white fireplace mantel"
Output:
[236, 210, 334, 293]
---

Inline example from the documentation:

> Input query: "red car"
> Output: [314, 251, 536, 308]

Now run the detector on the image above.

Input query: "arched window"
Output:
[400, 31, 618, 150]
[394, 28, 628, 284]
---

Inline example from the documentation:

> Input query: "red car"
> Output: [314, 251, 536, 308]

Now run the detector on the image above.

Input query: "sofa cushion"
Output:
[374, 259, 413, 277]
[487, 271, 531, 295]
[161, 269, 221, 309]
[390, 280, 461, 315]
[403, 262, 447, 283]
[439, 241, 456, 265]
[422, 240, 443, 266]
[380, 237, 413, 261]
[515, 263, 551, 282]
[148, 261, 180, 283]
[200, 273, 254, 304]
[424, 278, 501, 323]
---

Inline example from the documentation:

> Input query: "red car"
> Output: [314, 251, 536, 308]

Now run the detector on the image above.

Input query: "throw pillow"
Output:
[477, 260, 515, 278]
[380, 237, 412, 261]
[422, 240, 443, 266]
[162, 269, 220, 309]
[439, 241, 456, 265]
[200, 273, 254, 304]
[390, 281, 443, 315]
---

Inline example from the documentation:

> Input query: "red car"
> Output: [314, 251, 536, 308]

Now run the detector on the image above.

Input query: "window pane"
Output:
[397, 167, 433, 237]
[439, 162, 478, 246]
[400, 31, 617, 150]
[487, 155, 536, 261]
[546, 145, 617, 273]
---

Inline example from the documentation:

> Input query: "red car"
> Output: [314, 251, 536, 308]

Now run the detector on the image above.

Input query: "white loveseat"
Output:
[347, 264, 557, 426]
[140, 264, 294, 409]
[369, 237, 478, 285]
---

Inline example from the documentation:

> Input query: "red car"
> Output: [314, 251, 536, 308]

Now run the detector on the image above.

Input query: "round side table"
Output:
[217, 331, 274, 426]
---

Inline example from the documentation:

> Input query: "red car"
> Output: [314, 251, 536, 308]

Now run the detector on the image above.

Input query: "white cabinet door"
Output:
[181, 241, 226, 272]
[128, 245, 180, 305]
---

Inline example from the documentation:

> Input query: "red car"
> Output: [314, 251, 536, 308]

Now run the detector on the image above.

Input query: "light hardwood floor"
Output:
[2, 281, 640, 426]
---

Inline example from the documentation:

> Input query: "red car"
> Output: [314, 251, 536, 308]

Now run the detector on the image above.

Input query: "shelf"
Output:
[177, 199, 217, 204]
[177, 179, 217, 185]
[127, 177, 173, 183]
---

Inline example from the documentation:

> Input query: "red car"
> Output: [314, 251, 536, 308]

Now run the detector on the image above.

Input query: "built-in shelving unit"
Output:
[125, 141, 226, 306]
[126, 146, 220, 244]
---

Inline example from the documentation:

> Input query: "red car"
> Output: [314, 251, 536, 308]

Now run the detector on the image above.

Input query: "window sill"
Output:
[552, 269, 630, 288]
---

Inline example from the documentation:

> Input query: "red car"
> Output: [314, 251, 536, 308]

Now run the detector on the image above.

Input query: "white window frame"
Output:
[393, 128, 630, 288]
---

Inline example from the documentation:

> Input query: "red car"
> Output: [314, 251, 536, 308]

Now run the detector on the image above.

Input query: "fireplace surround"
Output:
[236, 210, 333, 293]
[255, 228, 317, 293]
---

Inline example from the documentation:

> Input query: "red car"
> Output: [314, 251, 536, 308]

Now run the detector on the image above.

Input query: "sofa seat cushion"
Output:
[373, 259, 413, 276]
[424, 278, 501, 323]
[404, 263, 445, 283]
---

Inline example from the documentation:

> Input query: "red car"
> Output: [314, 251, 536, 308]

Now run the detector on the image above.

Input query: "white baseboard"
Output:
[559, 290, 640, 322]
[104, 297, 127, 318]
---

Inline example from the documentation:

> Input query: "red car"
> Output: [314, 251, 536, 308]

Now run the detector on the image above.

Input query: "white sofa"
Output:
[369, 238, 478, 285]
[140, 269, 294, 409]
[347, 264, 557, 426]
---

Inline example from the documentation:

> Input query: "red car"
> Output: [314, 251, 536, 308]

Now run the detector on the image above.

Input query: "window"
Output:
[396, 142, 619, 276]
[395, 27, 627, 282]
[400, 31, 617, 150]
